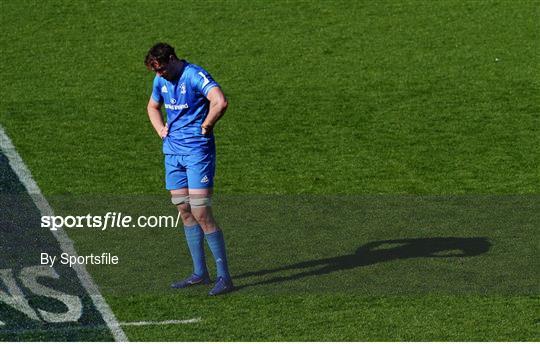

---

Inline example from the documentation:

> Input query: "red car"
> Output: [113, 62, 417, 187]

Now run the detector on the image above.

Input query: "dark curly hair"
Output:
[144, 42, 178, 69]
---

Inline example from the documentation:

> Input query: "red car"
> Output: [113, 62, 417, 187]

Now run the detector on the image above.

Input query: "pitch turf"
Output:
[1, 0, 539, 341]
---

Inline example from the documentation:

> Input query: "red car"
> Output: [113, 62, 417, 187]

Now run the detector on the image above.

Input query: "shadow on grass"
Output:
[234, 237, 491, 290]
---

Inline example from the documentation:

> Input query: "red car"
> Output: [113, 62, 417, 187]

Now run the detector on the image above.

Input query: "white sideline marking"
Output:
[0, 321, 4, 326]
[120, 318, 201, 327]
[0, 125, 128, 342]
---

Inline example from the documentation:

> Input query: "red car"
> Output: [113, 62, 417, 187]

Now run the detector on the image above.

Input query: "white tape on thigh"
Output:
[171, 195, 189, 205]
[190, 197, 211, 208]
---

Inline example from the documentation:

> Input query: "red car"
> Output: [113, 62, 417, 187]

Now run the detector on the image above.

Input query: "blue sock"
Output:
[184, 224, 208, 277]
[205, 230, 231, 281]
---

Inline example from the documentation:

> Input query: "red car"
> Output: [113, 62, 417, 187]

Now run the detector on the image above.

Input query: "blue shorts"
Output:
[164, 152, 215, 190]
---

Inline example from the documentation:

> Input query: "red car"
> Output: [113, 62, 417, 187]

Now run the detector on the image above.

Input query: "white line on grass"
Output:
[0, 125, 128, 342]
[120, 318, 202, 327]
[0, 320, 201, 337]
[0, 321, 4, 326]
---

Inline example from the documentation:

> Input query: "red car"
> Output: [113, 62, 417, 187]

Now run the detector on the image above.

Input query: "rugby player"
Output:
[145, 43, 233, 296]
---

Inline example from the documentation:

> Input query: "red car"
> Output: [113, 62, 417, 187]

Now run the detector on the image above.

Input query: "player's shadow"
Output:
[234, 237, 491, 290]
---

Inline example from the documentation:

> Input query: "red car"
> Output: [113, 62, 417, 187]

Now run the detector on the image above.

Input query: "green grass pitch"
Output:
[1, 0, 539, 341]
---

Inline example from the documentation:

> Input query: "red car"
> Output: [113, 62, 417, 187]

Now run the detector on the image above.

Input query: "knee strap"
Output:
[190, 196, 212, 208]
[171, 195, 189, 205]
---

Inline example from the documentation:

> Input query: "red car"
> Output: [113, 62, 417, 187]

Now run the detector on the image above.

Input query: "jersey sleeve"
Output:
[151, 76, 163, 103]
[191, 66, 220, 97]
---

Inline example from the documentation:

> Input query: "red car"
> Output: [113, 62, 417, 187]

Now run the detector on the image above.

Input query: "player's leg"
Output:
[171, 188, 196, 226]
[166, 155, 209, 288]
[190, 188, 233, 295]
[186, 152, 233, 295]
[189, 188, 218, 232]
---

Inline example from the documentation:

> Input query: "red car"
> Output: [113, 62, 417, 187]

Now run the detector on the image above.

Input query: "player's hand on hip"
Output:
[201, 124, 213, 136]
[160, 124, 168, 138]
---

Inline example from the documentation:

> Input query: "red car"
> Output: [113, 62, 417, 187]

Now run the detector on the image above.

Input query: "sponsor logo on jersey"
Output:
[164, 103, 189, 110]
[161, 85, 168, 93]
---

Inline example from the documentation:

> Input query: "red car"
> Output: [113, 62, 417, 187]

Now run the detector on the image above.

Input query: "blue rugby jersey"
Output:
[151, 61, 220, 155]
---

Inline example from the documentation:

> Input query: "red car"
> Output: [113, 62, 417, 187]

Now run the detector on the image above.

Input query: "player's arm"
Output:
[147, 97, 168, 138]
[201, 87, 228, 135]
